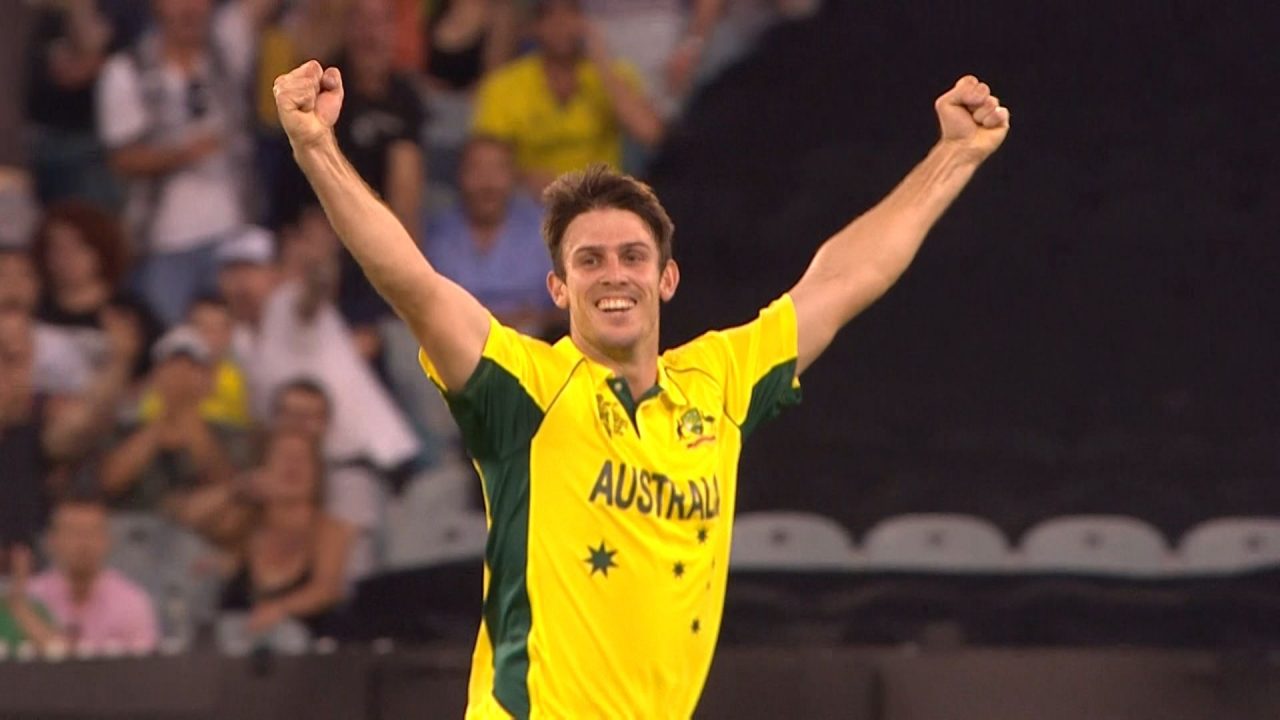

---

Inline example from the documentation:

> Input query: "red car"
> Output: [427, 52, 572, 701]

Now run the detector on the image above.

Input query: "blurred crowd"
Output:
[0, 0, 819, 655]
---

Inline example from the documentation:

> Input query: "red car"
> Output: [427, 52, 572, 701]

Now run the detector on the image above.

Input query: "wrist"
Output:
[291, 131, 339, 163]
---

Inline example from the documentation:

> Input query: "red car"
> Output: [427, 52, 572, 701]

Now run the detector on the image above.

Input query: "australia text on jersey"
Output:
[588, 460, 722, 521]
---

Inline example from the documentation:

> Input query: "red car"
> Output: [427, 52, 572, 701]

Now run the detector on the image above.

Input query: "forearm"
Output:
[42, 359, 131, 459]
[292, 135, 439, 317]
[109, 143, 194, 178]
[592, 61, 664, 146]
[271, 581, 343, 619]
[185, 425, 234, 486]
[688, 0, 725, 38]
[100, 427, 161, 495]
[6, 598, 63, 650]
[800, 141, 980, 324]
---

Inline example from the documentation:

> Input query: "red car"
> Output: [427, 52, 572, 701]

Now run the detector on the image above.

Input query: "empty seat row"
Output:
[729, 512, 1280, 576]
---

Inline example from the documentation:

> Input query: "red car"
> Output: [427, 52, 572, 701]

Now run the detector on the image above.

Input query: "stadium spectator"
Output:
[270, 379, 384, 586]
[7, 498, 159, 654]
[423, 0, 518, 92]
[24, 0, 120, 208]
[471, 0, 664, 195]
[418, 0, 518, 207]
[0, 247, 92, 398]
[274, 0, 427, 356]
[218, 429, 353, 636]
[139, 294, 252, 429]
[213, 225, 280, 363]
[243, 205, 421, 472]
[425, 135, 561, 338]
[1, 304, 138, 548]
[31, 200, 163, 382]
[99, 326, 252, 516]
[96, 0, 257, 325]
[583, 0, 724, 119]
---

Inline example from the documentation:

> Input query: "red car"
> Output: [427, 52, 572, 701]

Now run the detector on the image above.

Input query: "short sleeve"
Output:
[719, 294, 803, 438]
[96, 54, 148, 148]
[418, 317, 562, 459]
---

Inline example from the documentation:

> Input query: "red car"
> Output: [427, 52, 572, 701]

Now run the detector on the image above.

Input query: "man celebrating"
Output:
[274, 60, 1008, 718]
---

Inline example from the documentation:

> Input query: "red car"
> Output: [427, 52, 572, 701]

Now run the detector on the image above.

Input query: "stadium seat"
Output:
[1178, 517, 1280, 574]
[384, 510, 488, 569]
[861, 514, 1014, 572]
[1019, 515, 1172, 576]
[730, 512, 855, 570]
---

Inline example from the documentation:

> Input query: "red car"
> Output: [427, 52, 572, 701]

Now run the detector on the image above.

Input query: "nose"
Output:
[600, 254, 627, 284]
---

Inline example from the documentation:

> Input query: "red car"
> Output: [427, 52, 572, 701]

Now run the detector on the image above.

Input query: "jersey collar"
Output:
[553, 336, 689, 408]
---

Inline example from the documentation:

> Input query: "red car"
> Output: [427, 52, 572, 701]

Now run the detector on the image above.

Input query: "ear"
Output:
[659, 259, 680, 303]
[547, 271, 569, 310]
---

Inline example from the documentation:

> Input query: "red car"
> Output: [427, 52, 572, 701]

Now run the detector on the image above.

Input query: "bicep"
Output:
[404, 271, 492, 393]
[788, 274, 842, 376]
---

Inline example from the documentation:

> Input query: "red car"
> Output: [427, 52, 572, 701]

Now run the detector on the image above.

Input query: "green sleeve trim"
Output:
[477, 452, 533, 719]
[442, 357, 545, 461]
[440, 358, 540, 717]
[740, 359, 802, 439]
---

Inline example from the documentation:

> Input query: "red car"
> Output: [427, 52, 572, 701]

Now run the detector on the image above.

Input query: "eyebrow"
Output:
[572, 241, 653, 256]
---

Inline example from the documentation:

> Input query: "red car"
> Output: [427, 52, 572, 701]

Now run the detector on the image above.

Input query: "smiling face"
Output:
[548, 208, 679, 361]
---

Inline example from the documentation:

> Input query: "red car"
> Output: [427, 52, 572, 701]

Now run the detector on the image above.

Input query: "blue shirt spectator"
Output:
[425, 136, 562, 339]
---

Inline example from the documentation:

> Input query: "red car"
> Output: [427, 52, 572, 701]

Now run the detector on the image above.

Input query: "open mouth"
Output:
[595, 297, 637, 313]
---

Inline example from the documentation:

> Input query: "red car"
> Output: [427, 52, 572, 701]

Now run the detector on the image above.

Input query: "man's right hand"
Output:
[273, 60, 345, 151]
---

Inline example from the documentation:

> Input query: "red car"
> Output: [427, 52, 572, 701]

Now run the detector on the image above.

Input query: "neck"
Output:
[67, 570, 99, 605]
[55, 281, 109, 313]
[468, 216, 503, 252]
[162, 38, 203, 72]
[540, 52, 579, 74]
[572, 330, 660, 399]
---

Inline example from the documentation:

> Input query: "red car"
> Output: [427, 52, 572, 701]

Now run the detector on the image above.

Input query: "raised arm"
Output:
[789, 75, 1011, 374]
[273, 61, 490, 390]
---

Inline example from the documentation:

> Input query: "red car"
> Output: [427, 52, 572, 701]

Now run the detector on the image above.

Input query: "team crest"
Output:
[596, 393, 629, 437]
[678, 408, 717, 448]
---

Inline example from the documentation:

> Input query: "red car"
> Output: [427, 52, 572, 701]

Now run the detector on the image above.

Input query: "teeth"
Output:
[596, 298, 635, 311]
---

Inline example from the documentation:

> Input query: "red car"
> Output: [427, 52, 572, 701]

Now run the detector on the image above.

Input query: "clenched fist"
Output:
[935, 75, 1011, 163]
[273, 60, 345, 150]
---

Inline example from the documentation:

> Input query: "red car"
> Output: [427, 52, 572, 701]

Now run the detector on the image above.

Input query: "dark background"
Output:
[649, 1, 1278, 540]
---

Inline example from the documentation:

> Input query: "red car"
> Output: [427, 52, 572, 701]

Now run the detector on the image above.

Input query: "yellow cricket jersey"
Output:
[471, 55, 642, 177]
[420, 295, 802, 719]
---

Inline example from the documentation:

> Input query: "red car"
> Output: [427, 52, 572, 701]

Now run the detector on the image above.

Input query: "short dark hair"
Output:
[271, 377, 331, 417]
[540, 164, 675, 278]
[31, 201, 131, 290]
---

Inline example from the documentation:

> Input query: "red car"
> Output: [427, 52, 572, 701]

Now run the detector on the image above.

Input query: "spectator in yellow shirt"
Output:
[471, 0, 664, 196]
[139, 296, 251, 429]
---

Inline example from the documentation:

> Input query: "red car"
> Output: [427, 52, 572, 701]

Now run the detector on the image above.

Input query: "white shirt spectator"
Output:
[95, 3, 254, 255]
[32, 323, 92, 395]
[247, 280, 420, 471]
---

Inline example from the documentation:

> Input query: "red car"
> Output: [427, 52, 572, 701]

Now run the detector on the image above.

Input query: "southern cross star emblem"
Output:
[585, 541, 619, 577]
